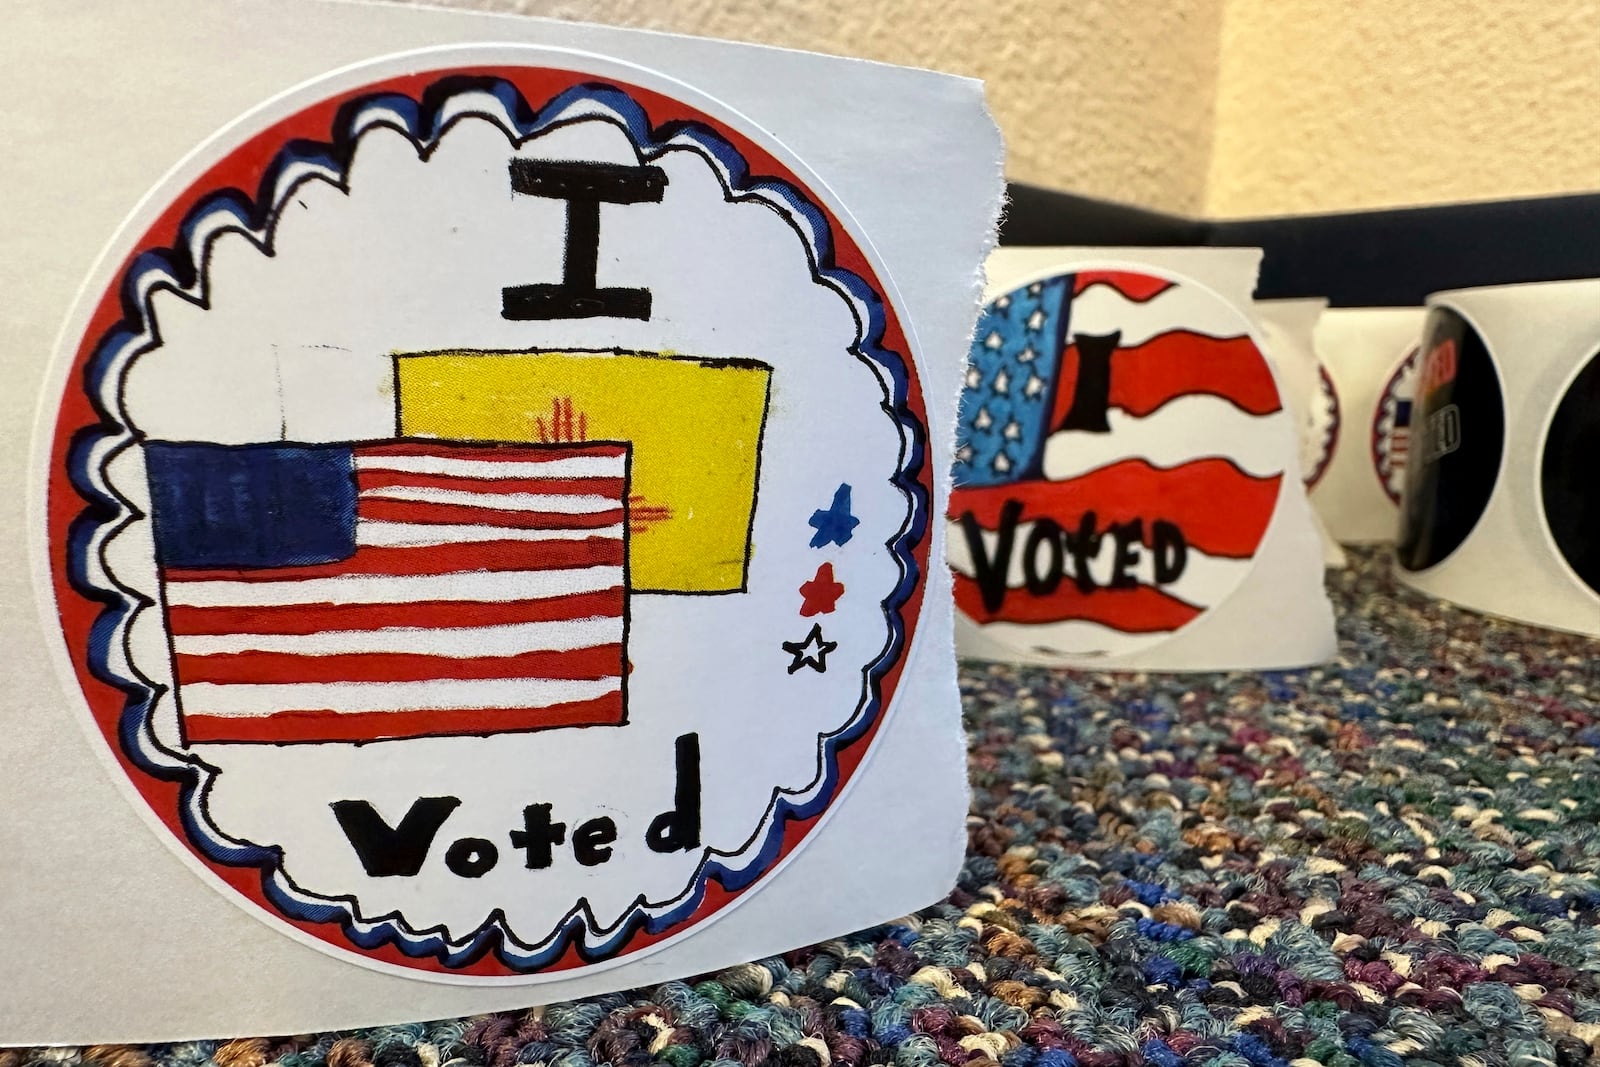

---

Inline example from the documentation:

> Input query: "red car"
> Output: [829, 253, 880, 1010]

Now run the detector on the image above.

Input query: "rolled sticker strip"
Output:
[949, 260, 1293, 662]
[1542, 348, 1600, 597]
[1395, 278, 1600, 635]
[34, 46, 934, 982]
[1308, 308, 1428, 544]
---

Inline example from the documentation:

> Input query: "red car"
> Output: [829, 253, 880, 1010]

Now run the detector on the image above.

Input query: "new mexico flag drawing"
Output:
[395, 350, 772, 593]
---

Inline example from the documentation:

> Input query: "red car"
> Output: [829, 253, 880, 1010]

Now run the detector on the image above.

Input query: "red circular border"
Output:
[44, 64, 931, 978]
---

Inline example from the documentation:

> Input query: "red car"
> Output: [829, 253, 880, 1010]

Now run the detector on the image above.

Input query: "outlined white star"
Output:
[965, 365, 982, 389]
[973, 406, 993, 430]
[994, 295, 1011, 311]
[983, 330, 1003, 350]
[1024, 373, 1045, 398]
[1026, 308, 1046, 332]
[1003, 419, 1022, 440]
[992, 451, 1012, 474]
[782, 623, 838, 675]
[956, 443, 974, 463]
[992, 368, 1010, 395]
[1018, 344, 1038, 363]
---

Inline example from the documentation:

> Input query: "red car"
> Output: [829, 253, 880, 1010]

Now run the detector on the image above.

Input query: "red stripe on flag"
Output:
[163, 537, 624, 582]
[950, 459, 1282, 560]
[953, 572, 1201, 632]
[166, 588, 625, 635]
[181, 693, 626, 744]
[356, 470, 628, 497]
[359, 499, 626, 529]
[1072, 270, 1176, 302]
[359, 441, 628, 462]
[1049, 331, 1282, 426]
[175, 643, 626, 685]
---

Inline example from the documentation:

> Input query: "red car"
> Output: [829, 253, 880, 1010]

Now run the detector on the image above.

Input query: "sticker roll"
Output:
[1395, 278, 1600, 636]
[1308, 307, 1427, 543]
[950, 246, 1335, 671]
[1255, 298, 1346, 568]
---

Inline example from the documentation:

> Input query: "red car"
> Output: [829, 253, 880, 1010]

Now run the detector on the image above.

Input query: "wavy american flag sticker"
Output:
[949, 268, 1288, 659]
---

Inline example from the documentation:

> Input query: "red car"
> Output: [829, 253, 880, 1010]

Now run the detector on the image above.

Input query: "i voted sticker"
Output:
[36, 49, 931, 981]
[1396, 307, 1506, 573]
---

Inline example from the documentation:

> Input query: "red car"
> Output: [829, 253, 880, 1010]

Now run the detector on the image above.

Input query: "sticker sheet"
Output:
[3, 1, 999, 1041]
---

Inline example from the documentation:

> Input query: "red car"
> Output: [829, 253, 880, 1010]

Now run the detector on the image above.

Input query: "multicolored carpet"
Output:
[12, 548, 1600, 1067]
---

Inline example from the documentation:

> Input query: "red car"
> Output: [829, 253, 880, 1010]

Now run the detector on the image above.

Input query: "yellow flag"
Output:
[395, 350, 771, 593]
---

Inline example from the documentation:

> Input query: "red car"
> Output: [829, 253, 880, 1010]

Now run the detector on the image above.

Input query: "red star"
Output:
[799, 562, 845, 617]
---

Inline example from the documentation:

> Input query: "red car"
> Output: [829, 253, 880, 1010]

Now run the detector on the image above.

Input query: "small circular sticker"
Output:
[1541, 346, 1600, 596]
[948, 267, 1288, 658]
[1372, 345, 1421, 505]
[38, 49, 930, 980]
[1395, 306, 1506, 572]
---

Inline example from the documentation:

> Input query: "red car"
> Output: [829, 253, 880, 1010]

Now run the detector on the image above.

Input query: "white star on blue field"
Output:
[955, 276, 1068, 487]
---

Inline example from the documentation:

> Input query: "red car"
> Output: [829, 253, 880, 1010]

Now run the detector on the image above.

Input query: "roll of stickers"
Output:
[1255, 297, 1346, 567]
[1308, 308, 1427, 543]
[1395, 279, 1600, 636]
[950, 246, 1335, 671]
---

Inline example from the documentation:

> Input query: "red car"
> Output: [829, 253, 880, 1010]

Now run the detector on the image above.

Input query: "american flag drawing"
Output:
[145, 440, 630, 744]
[949, 270, 1287, 657]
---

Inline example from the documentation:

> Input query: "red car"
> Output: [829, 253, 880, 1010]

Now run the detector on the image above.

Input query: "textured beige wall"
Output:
[388, 0, 1227, 215]
[1207, 0, 1600, 216]
[380, 0, 1600, 218]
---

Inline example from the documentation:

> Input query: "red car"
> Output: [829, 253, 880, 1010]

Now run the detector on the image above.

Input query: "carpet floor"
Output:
[12, 548, 1600, 1067]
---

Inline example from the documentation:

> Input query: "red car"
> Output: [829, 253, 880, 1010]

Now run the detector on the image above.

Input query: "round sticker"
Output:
[1541, 346, 1600, 596]
[1372, 344, 1421, 505]
[1303, 364, 1341, 489]
[38, 49, 931, 980]
[1395, 306, 1506, 572]
[948, 267, 1288, 659]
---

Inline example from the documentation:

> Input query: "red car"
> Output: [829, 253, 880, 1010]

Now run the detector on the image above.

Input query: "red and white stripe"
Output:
[165, 442, 629, 744]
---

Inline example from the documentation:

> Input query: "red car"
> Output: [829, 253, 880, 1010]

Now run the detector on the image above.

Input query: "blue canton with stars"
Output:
[954, 276, 1070, 487]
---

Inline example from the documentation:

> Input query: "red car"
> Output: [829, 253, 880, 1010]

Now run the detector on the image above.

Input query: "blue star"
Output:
[808, 483, 859, 548]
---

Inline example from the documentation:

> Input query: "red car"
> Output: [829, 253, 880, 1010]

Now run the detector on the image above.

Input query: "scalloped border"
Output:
[1305, 364, 1342, 490]
[1372, 344, 1421, 506]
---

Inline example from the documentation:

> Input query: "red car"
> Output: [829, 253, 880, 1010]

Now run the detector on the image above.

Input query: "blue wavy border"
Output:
[64, 74, 928, 972]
